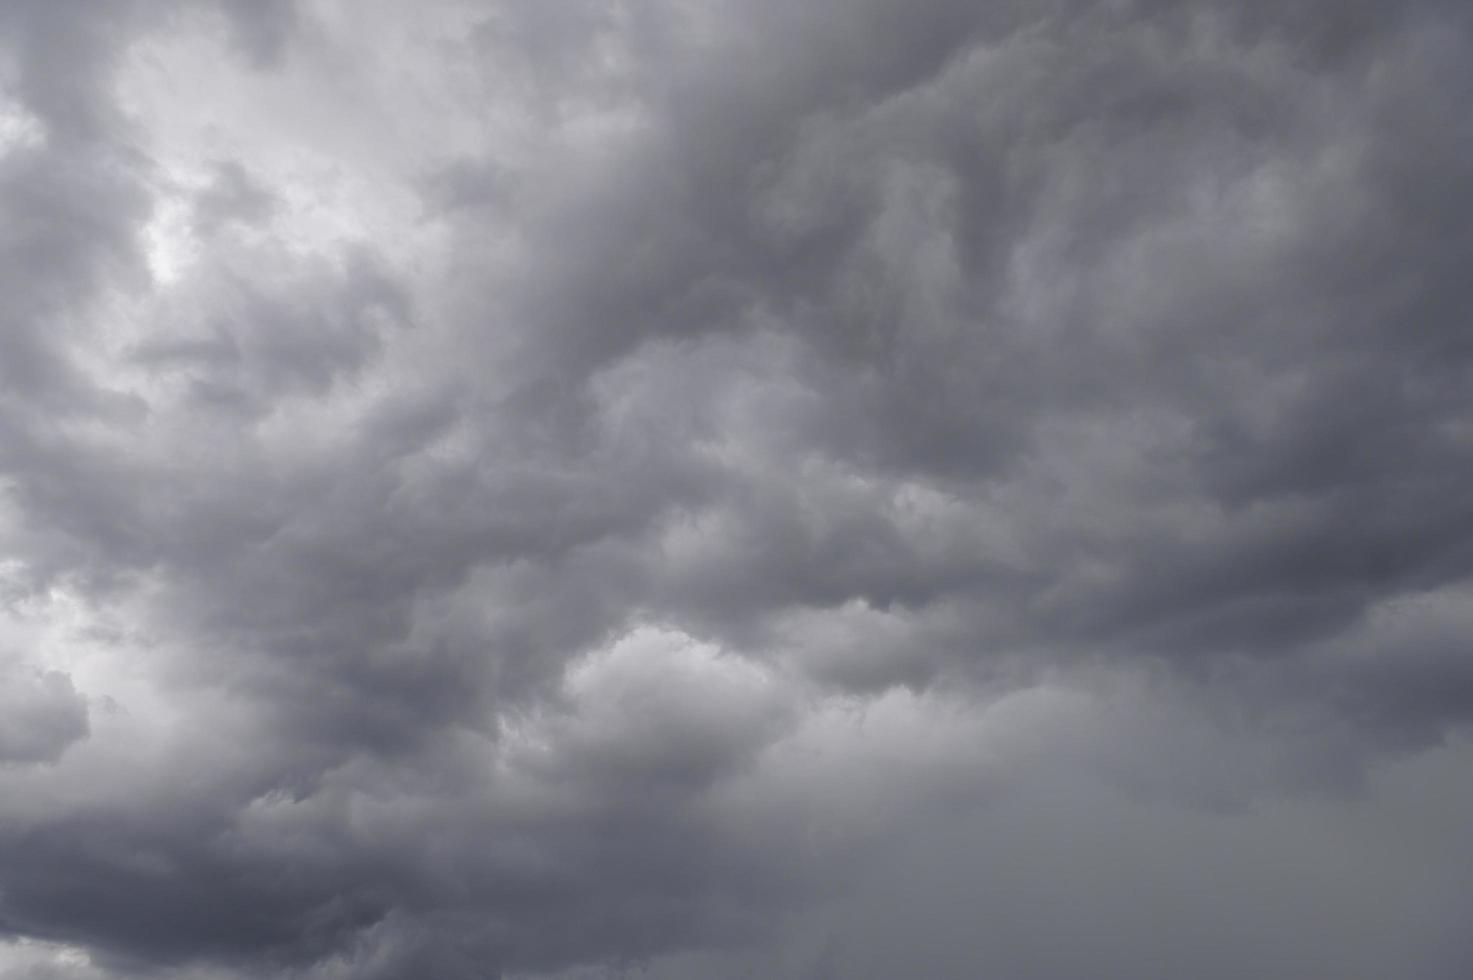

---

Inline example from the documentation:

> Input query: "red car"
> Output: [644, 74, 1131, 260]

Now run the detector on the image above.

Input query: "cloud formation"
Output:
[1, 0, 1472, 977]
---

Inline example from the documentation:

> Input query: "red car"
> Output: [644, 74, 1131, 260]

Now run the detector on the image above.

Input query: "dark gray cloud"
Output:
[1, 0, 1472, 977]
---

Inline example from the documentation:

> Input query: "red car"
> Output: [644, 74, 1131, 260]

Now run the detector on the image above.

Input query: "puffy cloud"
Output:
[2, 0, 1472, 977]
[0, 662, 87, 766]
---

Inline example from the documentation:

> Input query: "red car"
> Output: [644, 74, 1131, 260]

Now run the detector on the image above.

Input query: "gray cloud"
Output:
[216, 0, 300, 69]
[1, 0, 1472, 977]
[0, 663, 88, 766]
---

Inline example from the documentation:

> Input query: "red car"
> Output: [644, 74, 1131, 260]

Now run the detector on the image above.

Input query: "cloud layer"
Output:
[2, 1, 1472, 977]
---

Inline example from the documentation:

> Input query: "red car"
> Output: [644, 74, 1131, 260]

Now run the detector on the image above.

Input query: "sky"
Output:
[1, 1, 1472, 977]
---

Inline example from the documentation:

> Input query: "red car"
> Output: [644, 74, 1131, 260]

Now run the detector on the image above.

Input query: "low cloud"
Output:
[2, 0, 1472, 977]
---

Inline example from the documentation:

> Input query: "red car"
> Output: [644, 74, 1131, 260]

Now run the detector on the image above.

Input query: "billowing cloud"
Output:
[2, 0, 1472, 977]
[0, 662, 88, 766]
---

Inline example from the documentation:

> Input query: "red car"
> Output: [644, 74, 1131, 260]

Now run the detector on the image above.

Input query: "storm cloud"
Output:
[2, 1, 1472, 977]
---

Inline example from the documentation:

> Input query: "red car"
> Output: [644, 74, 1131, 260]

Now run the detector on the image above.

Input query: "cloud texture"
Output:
[1, 1, 1472, 977]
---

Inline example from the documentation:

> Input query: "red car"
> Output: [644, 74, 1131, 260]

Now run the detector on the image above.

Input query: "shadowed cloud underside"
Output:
[1, 1, 1472, 978]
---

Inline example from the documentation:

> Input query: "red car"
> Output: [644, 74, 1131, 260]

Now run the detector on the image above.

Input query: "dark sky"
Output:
[2, 1, 1472, 977]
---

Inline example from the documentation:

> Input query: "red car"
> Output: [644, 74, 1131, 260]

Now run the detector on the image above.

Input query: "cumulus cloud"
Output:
[0, 662, 88, 766]
[2, 0, 1472, 977]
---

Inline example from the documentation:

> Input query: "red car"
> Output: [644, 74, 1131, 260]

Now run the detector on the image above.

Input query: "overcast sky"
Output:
[2, 1, 1472, 977]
